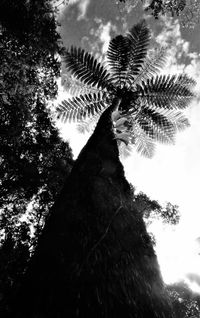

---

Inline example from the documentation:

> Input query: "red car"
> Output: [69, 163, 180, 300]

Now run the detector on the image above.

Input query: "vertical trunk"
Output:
[13, 104, 174, 317]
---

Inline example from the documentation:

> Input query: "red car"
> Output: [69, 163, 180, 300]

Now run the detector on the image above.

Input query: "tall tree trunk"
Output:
[13, 101, 174, 317]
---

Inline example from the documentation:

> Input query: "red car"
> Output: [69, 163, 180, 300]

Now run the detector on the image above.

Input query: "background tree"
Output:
[116, 0, 200, 28]
[144, 0, 186, 19]
[0, 0, 73, 241]
[0, 1, 73, 316]
[133, 189, 180, 225]
[168, 281, 200, 317]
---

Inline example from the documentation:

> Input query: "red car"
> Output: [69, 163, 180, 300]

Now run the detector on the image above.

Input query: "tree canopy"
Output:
[116, 0, 200, 28]
[58, 21, 195, 158]
[0, 1, 73, 315]
[168, 281, 200, 317]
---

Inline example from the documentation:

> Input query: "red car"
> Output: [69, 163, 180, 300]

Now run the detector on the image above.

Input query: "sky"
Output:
[55, 0, 200, 292]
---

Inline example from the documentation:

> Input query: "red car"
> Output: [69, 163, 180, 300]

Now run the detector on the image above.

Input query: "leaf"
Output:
[76, 111, 103, 134]
[132, 47, 167, 86]
[139, 74, 195, 110]
[2, 94, 11, 105]
[107, 20, 150, 86]
[126, 20, 151, 79]
[107, 35, 130, 85]
[136, 107, 176, 144]
[64, 47, 112, 90]
[62, 74, 103, 96]
[56, 92, 108, 123]
[134, 123, 155, 158]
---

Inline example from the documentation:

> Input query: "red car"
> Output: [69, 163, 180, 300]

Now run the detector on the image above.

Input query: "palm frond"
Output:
[131, 47, 166, 86]
[118, 142, 133, 159]
[175, 74, 196, 88]
[64, 47, 112, 90]
[62, 74, 103, 96]
[106, 20, 150, 86]
[127, 106, 189, 148]
[76, 111, 103, 134]
[157, 109, 190, 131]
[126, 20, 151, 80]
[57, 21, 195, 159]
[56, 92, 107, 123]
[133, 123, 155, 158]
[106, 35, 130, 85]
[136, 108, 176, 144]
[139, 74, 195, 110]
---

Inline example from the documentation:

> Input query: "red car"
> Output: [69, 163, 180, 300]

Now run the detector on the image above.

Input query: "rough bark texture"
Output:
[13, 106, 174, 317]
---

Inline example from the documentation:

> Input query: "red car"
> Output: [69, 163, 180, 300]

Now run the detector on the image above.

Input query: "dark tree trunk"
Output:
[12, 103, 174, 317]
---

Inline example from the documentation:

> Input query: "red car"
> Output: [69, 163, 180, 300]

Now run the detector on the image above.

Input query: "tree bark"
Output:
[13, 103, 174, 317]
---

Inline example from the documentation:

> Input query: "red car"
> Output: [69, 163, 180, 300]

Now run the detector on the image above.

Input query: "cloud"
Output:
[154, 17, 200, 84]
[155, 19, 189, 70]
[98, 21, 112, 54]
[77, 0, 90, 20]
[61, 0, 90, 20]
[88, 20, 117, 56]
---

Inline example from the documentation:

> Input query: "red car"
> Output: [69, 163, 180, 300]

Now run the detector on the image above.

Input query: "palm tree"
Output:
[14, 21, 195, 318]
[57, 19, 195, 158]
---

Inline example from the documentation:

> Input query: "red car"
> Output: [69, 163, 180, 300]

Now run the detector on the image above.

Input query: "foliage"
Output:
[168, 281, 200, 317]
[133, 190, 180, 225]
[0, 1, 73, 315]
[0, 0, 63, 136]
[116, 0, 200, 27]
[0, 92, 73, 318]
[0, 98, 73, 237]
[144, 0, 200, 28]
[0, 100, 73, 316]
[144, 0, 187, 19]
[179, 0, 200, 28]
[58, 21, 195, 158]
[0, 0, 73, 242]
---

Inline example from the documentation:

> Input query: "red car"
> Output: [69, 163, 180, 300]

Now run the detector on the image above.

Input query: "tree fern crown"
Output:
[57, 20, 196, 158]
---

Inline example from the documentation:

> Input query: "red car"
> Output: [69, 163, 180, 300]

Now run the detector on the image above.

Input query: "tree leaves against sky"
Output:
[57, 20, 195, 158]
[167, 281, 200, 317]
[116, 0, 200, 28]
[0, 2, 74, 312]
[0, 1, 75, 238]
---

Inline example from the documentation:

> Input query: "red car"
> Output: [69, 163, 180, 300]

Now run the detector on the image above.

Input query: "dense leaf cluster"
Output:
[0, 100, 73, 316]
[168, 281, 200, 317]
[117, 0, 187, 19]
[144, 0, 186, 19]
[0, 0, 73, 241]
[133, 190, 180, 225]
[0, 1, 73, 315]
[0, 0, 62, 134]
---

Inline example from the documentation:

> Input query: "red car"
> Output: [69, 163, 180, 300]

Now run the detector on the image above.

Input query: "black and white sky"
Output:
[55, 0, 200, 291]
